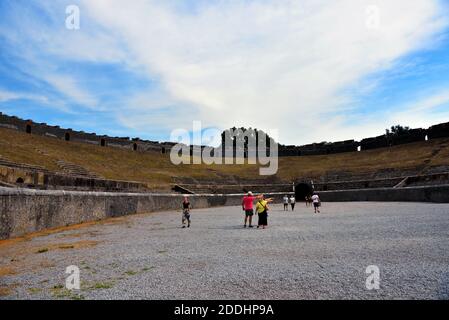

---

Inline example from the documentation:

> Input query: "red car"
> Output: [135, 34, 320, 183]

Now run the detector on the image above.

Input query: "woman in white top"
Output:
[311, 193, 321, 213]
[289, 196, 296, 211]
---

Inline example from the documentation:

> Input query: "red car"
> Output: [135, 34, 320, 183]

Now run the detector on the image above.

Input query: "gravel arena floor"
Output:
[1, 202, 448, 300]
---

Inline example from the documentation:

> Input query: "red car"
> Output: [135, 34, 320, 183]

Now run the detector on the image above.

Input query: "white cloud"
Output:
[388, 89, 449, 128]
[79, 0, 448, 144]
[44, 74, 98, 108]
[0, 89, 48, 104]
[403, 90, 449, 113]
[0, 90, 20, 102]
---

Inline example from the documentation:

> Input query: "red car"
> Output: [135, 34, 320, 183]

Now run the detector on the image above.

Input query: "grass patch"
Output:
[28, 288, 42, 294]
[91, 282, 115, 290]
[124, 270, 138, 276]
[142, 266, 155, 272]
[36, 248, 49, 254]
[50, 285, 84, 300]
[71, 294, 85, 300]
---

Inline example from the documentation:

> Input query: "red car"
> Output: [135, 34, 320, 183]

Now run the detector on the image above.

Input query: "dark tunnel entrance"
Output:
[295, 183, 313, 200]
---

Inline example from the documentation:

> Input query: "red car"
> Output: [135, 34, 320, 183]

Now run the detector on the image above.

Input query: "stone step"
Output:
[56, 160, 102, 179]
[0, 157, 50, 173]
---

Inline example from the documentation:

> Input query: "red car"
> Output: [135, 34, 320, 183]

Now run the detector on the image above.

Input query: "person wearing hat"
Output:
[241, 191, 263, 228]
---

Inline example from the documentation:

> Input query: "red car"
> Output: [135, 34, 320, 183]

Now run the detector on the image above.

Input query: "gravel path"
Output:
[1, 202, 448, 300]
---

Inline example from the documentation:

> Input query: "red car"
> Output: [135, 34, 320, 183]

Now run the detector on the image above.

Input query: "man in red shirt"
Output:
[242, 191, 263, 228]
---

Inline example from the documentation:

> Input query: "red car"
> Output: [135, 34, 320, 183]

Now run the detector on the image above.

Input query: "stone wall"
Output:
[43, 174, 148, 192]
[319, 185, 449, 203]
[0, 164, 150, 192]
[0, 187, 287, 240]
[0, 166, 41, 185]
[313, 177, 404, 191]
[174, 183, 292, 194]
[428, 122, 449, 139]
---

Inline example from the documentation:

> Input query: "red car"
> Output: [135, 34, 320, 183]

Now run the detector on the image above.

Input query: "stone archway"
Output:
[295, 182, 313, 200]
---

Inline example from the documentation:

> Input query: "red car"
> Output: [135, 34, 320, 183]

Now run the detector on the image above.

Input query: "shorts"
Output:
[245, 209, 254, 217]
[313, 202, 320, 208]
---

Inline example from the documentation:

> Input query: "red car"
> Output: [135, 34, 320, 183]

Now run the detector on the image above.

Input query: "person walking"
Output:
[307, 195, 313, 207]
[182, 196, 192, 228]
[256, 195, 273, 229]
[242, 191, 262, 228]
[311, 193, 321, 214]
[289, 195, 296, 211]
[283, 194, 289, 211]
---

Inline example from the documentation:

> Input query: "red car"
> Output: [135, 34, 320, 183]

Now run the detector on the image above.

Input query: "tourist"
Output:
[311, 193, 321, 213]
[283, 194, 289, 211]
[256, 195, 274, 229]
[307, 195, 313, 207]
[242, 191, 262, 228]
[290, 195, 296, 211]
[182, 196, 192, 228]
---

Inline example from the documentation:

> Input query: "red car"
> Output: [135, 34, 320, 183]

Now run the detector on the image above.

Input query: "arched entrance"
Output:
[295, 182, 313, 200]
[65, 132, 71, 141]
[26, 124, 31, 134]
[100, 139, 106, 147]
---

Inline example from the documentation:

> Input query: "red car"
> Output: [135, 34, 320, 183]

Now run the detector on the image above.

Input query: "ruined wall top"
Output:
[0, 112, 174, 153]
[1, 111, 449, 156]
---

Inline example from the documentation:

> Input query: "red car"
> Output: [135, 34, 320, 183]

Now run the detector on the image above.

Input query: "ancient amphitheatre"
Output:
[1, 113, 449, 299]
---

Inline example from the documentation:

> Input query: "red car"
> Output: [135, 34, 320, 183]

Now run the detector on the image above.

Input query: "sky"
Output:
[1, 0, 449, 145]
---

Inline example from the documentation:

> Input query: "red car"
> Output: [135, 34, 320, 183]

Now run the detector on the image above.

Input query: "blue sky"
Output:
[1, 0, 449, 145]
